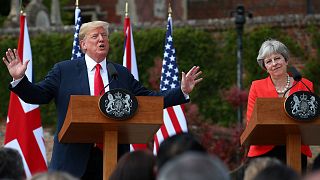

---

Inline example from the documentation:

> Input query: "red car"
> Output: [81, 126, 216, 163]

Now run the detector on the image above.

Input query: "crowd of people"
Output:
[1, 133, 320, 180]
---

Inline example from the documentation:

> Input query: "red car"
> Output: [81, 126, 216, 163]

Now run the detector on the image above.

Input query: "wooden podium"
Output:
[240, 98, 320, 173]
[58, 95, 163, 180]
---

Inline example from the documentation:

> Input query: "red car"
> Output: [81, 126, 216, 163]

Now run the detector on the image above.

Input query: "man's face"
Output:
[81, 27, 109, 62]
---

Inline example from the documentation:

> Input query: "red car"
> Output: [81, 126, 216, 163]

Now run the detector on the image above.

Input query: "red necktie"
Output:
[94, 64, 104, 150]
[94, 64, 104, 96]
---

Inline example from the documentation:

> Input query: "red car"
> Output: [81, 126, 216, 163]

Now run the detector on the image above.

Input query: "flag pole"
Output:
[125, 1, 128, 18]
[75, 0, 79, 7]
[168, 2, 172, 17]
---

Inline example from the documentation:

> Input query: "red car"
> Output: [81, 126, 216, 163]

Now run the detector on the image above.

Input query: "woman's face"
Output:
[263, 53, 288, 77]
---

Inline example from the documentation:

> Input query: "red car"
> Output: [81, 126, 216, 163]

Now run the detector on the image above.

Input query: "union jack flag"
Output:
[153, 15, 188, 154]
[71, 6, 84, 60]
[4, 13, 47, 178]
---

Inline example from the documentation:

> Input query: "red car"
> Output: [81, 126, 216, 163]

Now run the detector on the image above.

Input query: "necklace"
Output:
[276, 74, 290, 94]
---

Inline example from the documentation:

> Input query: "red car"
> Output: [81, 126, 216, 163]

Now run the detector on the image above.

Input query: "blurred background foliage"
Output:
[0, 25, 319, 127]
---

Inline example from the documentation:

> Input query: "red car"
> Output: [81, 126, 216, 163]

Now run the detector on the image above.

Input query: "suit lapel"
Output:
[77, 57, 90, 95]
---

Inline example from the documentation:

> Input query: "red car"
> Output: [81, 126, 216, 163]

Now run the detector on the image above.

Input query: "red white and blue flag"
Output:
[153, 15, 188, 154]
[71, 6, 84, 60]
[4, 13, 47, 177]
[123, 16, 139, 80]
[122, 15, 147, 151]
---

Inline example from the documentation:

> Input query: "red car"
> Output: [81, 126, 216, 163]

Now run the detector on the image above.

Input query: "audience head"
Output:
[157, 152, 230, 180]
[253, 164, 300, 180]
[312, 154, 320, 171]
[31, 171, 79, 180]
[109, 150, 155, 180]
[156, 133, 206, 170]
[0, 147, 25, 179]
[244, 157, 282, 180]
[303, 170, 320, 180]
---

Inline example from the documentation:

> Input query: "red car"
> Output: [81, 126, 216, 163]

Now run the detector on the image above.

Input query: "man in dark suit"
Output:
[2, 21, 202, 179]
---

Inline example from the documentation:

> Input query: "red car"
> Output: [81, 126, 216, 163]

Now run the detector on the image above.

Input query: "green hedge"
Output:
[0, 25, 319, 126]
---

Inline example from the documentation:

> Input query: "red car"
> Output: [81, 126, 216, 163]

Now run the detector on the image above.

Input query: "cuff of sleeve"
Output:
[183, 92, 190, 100]
[10, 76, 24, 88]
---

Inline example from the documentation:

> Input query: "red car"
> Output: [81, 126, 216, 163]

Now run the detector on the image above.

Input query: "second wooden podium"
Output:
[241, 98, 320, 173]
[58, 95, 163, 180]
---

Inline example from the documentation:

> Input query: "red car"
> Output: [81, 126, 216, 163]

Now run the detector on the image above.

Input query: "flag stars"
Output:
[164, 52, 169, 58]
[170, 55, 175, 61]
[168, 63, 173, 69]
[165, 71, 171, 77]
[76, 51, 82, 57]
[163, 60, 167, 65]
[174, 68, 178, 73]
[170, 83, 176, 88]
[163, 79, 169, 85]
[165, 43, 171, 50]
[172, 75, 178, 81]
[167, 36, 173, 42]
[171, 49, 175, 54]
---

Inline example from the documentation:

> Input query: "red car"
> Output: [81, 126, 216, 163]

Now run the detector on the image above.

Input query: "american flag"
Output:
[71, 6, 83, 60]
[153, 16, 188, 154]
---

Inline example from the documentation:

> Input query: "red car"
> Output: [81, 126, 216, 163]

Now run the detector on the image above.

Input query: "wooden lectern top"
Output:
[58, 95, 163, 144]
[240, 98, 320, 146]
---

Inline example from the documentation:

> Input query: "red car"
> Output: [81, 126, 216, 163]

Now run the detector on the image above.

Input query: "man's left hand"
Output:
[181, 66, 203, 95]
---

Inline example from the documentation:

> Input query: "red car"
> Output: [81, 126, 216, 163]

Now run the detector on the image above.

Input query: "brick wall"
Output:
[188, 0, 320, 20]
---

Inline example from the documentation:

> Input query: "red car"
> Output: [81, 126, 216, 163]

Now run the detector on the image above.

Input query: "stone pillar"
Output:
[51, 0, 63, 26]
[4, 0, 20, 27]
[25, 0, 50, 28]
[116, 0, 138, 24]
[154, 0, 166, 19]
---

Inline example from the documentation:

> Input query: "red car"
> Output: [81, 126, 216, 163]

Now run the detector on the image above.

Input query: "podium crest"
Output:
[99, 88, 138, 120]
[284, 91, 320, 121]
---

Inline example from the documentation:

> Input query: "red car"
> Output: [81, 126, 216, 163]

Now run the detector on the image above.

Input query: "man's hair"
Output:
[31, 171, 79, 180]
[244, 157, 282, 180]
[157, 152, 230, 180]
[253, 164, 300, 180]
[156, 133, 206, 170]
[79, 21, 109, 41]
[0, 147, 25, 179]
[109, 150, 155, 180]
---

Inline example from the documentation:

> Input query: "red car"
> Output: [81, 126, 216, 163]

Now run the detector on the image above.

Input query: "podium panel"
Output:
[240, 98, 320, 173]
[58, 95, 163, 180]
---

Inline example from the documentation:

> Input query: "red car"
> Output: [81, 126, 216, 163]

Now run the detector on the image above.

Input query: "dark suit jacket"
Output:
[10, 57, 188, 177]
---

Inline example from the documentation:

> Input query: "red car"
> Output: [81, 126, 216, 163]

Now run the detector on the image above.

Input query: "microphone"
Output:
[289, 66, 302, 81]
[107, 63, 118, 80]
[283, 66, 311, 97]
[99, 63, 118, 95]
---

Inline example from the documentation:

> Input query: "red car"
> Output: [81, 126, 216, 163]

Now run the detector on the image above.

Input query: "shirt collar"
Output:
[85, 54, 107, 72]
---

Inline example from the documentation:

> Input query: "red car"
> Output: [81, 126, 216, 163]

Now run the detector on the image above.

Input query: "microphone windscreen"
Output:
[107, 63, 118, 79]
[289, 66, 302, 81]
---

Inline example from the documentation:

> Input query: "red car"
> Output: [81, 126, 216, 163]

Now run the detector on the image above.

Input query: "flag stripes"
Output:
[153, 16, 188, 154]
